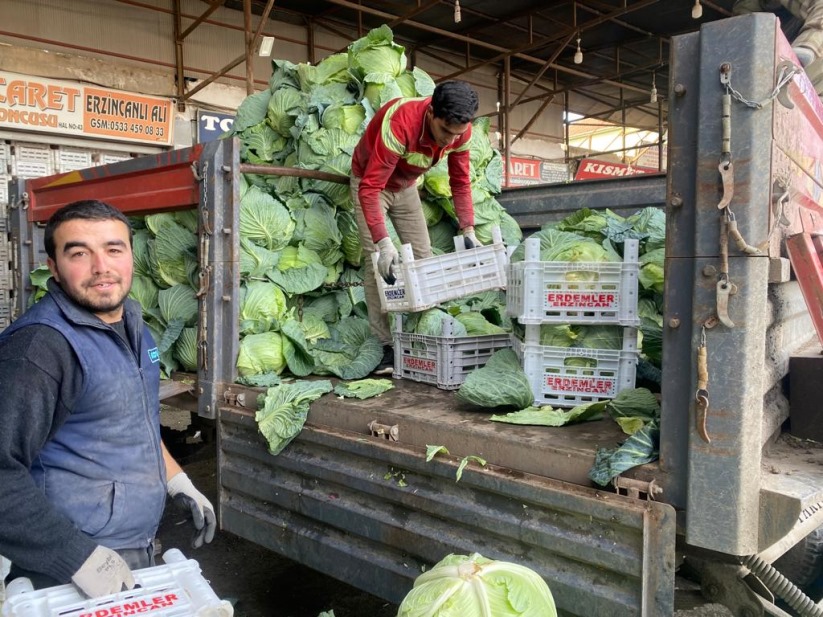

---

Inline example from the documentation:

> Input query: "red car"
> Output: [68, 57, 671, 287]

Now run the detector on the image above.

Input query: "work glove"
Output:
[461, 226, 483, 249]
[71, 545, 134, 598]
[376, 237, 400, 285]
[793, 45, 815, 68]
[167, 472, 217, 549]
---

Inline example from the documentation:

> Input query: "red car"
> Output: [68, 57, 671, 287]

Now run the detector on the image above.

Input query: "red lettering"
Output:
[403, 356, 436, 372]
[546, 376, 615, 395]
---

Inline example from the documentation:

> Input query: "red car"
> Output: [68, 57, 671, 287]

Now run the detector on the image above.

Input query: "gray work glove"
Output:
[793, 45, 815, 68]
[461, 226, 483, 249]
[376, 237, 400, 285]
[167, 472, 216, 549]
[71, 545, 135, 598]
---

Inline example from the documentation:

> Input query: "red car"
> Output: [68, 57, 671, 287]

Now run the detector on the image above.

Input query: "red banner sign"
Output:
[574, 158, 658, 181]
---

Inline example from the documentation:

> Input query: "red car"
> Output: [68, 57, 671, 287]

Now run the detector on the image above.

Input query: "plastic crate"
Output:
[507, 237, 640, 326]
[373, 227, 508, 313]
[1, 549, 233, 617]
[0, 143, 10, 175]
[10, 143, 54, 179]
[392, 315, 511, 390]
[55, 148, 93, 173]
[513, 325, 639, 408]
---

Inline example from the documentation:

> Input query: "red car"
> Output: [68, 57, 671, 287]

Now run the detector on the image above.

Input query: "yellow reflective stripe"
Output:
[381, 97, 429, 157]
[381, 99, 408, 156]
[450, 140, 471, 153]
[404, 152, 432, 167]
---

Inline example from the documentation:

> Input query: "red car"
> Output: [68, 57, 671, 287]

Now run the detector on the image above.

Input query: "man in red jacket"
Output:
[350, 80, 480, 372]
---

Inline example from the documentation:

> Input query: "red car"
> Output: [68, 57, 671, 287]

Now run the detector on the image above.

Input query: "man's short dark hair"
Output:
[45, 200, 133, 260]
[431, 80, 479, 125]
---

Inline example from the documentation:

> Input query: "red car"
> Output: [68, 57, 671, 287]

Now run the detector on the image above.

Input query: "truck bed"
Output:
[218, 377, 675, 616]
[305, 377, 627, 486]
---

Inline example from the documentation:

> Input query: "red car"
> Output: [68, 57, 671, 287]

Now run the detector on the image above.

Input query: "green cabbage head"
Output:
[397, 552, 557, 617]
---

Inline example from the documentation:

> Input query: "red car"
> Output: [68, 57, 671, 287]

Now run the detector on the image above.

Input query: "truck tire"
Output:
[774, 525, 823, 600]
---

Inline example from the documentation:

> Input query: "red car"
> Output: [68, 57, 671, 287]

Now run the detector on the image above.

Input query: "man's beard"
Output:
[59, 273, 132, 318]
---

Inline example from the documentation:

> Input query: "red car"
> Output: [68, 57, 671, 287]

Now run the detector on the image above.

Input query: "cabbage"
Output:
[333, 378, 393, 399]
[454, 311, 506, 335]
[240, 281, 288, 334]
[240, 186, 295, 251]
[297, 53, 350, 90]
[267, 245, 328, 295]
[237, 331, 286, 376]
[348, 24, 406, 84]
[456, 349, 534, 409]
[397, 552, 557, 617]
[414, 309, 467, 337]
[175, 327, 198, 372]
[266, 87, 305, 137]
[255, 380, 333, 455]
[158, 284, 198, 327]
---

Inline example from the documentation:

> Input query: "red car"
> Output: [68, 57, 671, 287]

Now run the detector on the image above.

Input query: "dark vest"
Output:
[2, 284, 166, 550]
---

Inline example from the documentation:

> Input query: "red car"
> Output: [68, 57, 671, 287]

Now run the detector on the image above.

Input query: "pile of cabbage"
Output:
[122, 25, 517, 381]
[227, 24, 518, 381]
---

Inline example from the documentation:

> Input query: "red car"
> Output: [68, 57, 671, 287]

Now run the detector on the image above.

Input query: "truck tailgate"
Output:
[218, 380, 676, 616]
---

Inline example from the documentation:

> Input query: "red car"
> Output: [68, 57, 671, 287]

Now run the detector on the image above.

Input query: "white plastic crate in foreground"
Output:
[373, 227, 507, 313]
[1, 549, 232, 617]
[513, 326, 639, 408]
[392, 315, 511, 390]
[507, 237, 640, 326]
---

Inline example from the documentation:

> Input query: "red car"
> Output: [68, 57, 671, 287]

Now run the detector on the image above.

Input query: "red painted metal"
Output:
[786, 231, 823, 346]
[25, 144, 206, 222]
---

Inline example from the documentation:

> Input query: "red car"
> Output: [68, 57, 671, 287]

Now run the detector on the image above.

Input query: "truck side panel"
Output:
[219, 405, 676, 616]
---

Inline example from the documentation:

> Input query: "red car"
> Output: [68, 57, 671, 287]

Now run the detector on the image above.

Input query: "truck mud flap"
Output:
[219, 407, 676, 617]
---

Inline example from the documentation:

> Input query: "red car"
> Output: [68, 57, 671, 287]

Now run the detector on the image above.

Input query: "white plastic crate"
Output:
[0, 178, 9, 206]
[0, 143, 10, 175]
[98, 151, 133, 166]
[513, 325, 639, 408]
[10, 143, 54, 179]
[55, 148, 93, 173]
[373, 227, 508, 313]
[1, 549, 232, 617]
[507, 237, 640, 326]
[392, 314, 511, 389]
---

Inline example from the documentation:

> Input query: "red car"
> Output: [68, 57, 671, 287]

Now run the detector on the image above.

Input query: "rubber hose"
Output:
[742, 554, 823, 617]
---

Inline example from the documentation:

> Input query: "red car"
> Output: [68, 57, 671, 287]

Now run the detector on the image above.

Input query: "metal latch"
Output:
[613, 477, 662, 501]
[222, 388, 246, 408]
[368, 420, 399, 442]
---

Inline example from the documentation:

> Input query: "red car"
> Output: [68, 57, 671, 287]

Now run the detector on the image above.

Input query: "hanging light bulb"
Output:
[454, 0, 461, 24]
[574, 36, 583, 65]
[692, 0, 703, 19]
[650, 73, 658, 104]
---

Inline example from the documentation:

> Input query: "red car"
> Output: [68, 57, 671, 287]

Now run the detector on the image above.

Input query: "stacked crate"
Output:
[392, 313, 511, 390]
[506, 237, 641, 407]
[383, 227, 511, 389]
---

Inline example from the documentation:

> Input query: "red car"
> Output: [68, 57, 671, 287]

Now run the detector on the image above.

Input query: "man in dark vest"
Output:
[0, 200, 215, 597]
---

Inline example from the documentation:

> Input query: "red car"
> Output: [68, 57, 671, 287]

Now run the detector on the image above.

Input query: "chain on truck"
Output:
[5, 14, 823, 617]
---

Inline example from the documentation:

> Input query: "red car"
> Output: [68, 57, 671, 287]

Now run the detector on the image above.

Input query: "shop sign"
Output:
[506, 156, 569, 186]
[574, 158, 658, 181]
[197, 111, 235, 143]
[0, 71, 174, 145]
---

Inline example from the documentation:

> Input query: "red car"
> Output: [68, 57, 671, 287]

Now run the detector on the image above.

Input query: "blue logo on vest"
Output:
[148, 347, 160, 364]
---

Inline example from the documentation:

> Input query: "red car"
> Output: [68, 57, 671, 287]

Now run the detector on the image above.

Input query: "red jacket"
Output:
[351, 96, 474, 243]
